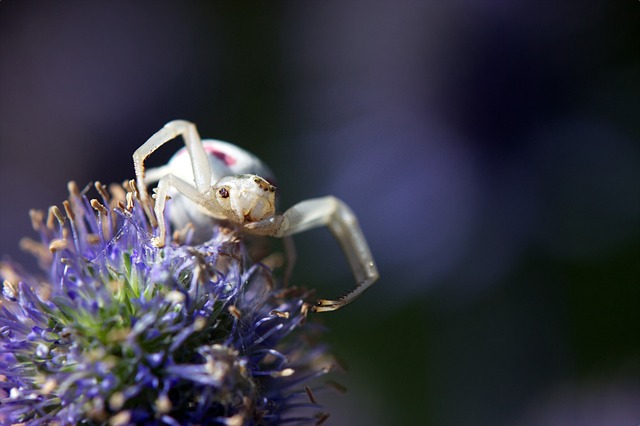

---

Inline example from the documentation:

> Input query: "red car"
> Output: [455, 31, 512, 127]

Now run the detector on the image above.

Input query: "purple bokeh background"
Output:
[1, 2, 638, 425]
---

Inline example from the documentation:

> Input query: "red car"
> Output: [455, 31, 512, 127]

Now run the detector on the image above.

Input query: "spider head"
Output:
[213, 174, 276, 223]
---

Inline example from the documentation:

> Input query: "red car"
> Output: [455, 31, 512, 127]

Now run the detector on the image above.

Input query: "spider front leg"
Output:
[248, 196, 379, 312]
[151, 174, 224, 247]
[133, 120, 212, 223]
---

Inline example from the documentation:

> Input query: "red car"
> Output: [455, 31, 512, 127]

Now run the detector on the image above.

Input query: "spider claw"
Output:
[312, 299, 343, 313]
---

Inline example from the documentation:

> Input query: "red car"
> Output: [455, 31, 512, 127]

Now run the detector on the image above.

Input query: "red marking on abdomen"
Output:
[204, 146, 236, 166]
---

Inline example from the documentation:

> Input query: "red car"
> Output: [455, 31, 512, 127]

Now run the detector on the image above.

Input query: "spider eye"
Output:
[218, 188, 229, 198]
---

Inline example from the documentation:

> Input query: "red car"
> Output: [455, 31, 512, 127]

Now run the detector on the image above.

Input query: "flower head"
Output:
[0, 181, 334, 425]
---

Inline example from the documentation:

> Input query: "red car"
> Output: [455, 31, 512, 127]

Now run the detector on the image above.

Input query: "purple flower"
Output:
[0, 181, 334, 425]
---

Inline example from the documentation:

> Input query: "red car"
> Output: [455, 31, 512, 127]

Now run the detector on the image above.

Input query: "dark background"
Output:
[1, 2, 638, 425]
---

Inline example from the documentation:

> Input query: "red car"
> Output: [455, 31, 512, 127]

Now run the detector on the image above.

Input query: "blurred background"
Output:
[1, 2, 638, 425]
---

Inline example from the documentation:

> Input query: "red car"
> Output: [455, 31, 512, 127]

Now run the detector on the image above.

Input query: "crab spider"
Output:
[133, 120, 378, 312]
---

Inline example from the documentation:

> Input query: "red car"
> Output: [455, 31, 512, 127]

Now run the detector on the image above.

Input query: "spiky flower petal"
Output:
[0, 181, 333, 425]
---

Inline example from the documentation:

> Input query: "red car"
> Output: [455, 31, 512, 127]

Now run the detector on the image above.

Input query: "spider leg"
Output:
[143, 164, 172, 185]
[258, 196, 378, 312]
[152, 174, 221, 247]
[133, 120, 212, 221]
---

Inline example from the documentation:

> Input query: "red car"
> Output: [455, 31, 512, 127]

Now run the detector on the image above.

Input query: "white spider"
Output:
[133, 120, 378, 312]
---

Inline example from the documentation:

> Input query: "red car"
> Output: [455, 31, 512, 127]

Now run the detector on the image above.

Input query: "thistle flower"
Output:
[0, 181, 334, 425]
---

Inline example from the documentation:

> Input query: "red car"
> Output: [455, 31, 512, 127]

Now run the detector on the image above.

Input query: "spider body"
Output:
[133, 120, 378, 312]
[144, 139, 275, 237]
